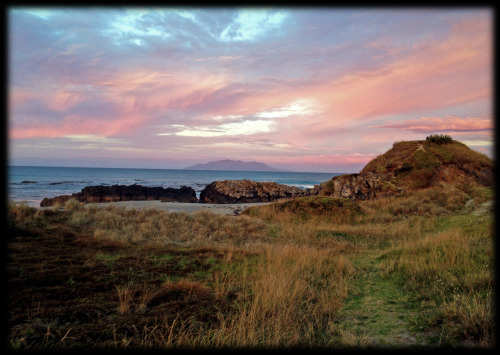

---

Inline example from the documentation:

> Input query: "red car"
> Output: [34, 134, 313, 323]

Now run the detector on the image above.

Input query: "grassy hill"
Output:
[360, 137, 493, 190]
[318, 137, 493, 199]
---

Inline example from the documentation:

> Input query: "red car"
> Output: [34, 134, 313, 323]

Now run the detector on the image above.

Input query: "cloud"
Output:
[260, 153, 375, 173]
[47, 91, 86, 111]
[277, 14, 492, 142]
[461, 140, 493, 147]
[373, 116, 492, 133]
[219, 9, 288, 42]
[157, 98, 324, 138]
[217, 55, 244, 61]
[63, 134, 123, 143]
[256, 98, 324, 118]
[9, 66, 232, 139]
[160, 119, 273, 137]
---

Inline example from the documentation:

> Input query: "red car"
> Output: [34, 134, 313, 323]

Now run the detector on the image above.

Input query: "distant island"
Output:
[183, 159, 286, 172]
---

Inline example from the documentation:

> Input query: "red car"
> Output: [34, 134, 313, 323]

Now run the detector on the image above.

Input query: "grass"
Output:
[377, 217, 494, 346]
[338, 250, 424, 346]
[6, 184, 494, 349]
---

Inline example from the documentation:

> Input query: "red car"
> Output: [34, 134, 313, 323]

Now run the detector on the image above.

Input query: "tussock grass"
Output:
[8, 201, 40, 227]
[58, 201, 270, 247]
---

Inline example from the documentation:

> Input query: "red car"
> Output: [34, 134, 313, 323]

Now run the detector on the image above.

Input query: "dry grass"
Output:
[60, 201, 270, 247]
[7, 200, 358, 348]
[154, 244, 355, 347]
[116, 284, 137, 314]
[7, 182, 494, 348]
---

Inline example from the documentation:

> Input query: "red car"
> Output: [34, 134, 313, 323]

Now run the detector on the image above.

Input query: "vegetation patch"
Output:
[244, 196, 362, 223]
[378, 213, 494, 346]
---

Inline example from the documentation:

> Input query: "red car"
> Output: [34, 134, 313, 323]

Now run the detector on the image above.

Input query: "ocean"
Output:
[7, 166, 344, 207]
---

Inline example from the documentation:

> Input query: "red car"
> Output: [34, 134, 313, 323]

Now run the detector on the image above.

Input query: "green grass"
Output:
[377, 211, 494, 346]
[94, 252, 123, 268]
[338, 251, 431, 346]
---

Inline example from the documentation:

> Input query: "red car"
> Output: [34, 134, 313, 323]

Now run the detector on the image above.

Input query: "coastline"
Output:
[39, 200, 273, 216]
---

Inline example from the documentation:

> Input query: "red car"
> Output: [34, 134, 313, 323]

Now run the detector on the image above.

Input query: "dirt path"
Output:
[337, 251, 435, 347]
[416, 144, 427, 152]
[473, 200, 493, 216]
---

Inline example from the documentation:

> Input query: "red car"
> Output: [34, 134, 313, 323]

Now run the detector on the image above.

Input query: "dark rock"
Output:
[40, 184, 197, 207]
[21, 181, 37, 184]
[200, 179, 316, 204]
[160, 186, 198, 202]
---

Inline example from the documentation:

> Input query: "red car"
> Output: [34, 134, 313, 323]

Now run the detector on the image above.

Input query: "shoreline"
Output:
[35, 200, 273, 216]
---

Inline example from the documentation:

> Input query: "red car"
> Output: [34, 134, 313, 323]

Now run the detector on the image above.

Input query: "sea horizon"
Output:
[8, 164, 343, 175]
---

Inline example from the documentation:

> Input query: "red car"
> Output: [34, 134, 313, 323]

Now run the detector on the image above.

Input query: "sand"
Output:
[83, 200, 272, 215]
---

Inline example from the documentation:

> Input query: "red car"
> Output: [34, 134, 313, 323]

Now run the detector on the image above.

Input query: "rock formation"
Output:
[40, 184, 197, 207]
[317, 172, 400, 200]
[200, 179, 315, 203]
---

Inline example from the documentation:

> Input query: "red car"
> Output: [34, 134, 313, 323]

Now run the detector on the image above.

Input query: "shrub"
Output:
[426, 134, 452, 144]
[64, 198, 84, 212]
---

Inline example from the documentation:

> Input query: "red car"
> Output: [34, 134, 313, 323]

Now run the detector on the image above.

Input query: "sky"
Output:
[8, 7, 494, 173]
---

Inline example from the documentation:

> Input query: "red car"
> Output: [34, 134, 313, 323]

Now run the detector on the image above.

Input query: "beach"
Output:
[56, 200, 273, 215]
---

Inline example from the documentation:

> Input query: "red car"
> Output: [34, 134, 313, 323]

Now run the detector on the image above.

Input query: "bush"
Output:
[426, 134, 452, 144]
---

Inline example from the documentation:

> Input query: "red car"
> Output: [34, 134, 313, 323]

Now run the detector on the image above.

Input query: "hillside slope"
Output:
[320, 138, 493, 200]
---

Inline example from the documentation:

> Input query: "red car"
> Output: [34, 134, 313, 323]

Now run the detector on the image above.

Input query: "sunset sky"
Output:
[8, 7, 493, 173]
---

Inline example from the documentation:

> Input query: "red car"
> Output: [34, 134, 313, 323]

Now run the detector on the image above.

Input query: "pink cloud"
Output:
[97, 70, 230, 112]
[288, 17, 492, 135]
[374, 116, 492, 133]
[10, 87, 39, 107]
[10, 113, 146, 139]
[9, 69, 233, 139]
[47, 91, 86, 111]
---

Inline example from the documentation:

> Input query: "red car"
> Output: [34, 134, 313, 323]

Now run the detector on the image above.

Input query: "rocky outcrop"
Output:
[40, 184, 197, 207]
[200, 179, 316, 204]
[318, 172, 403, 201]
